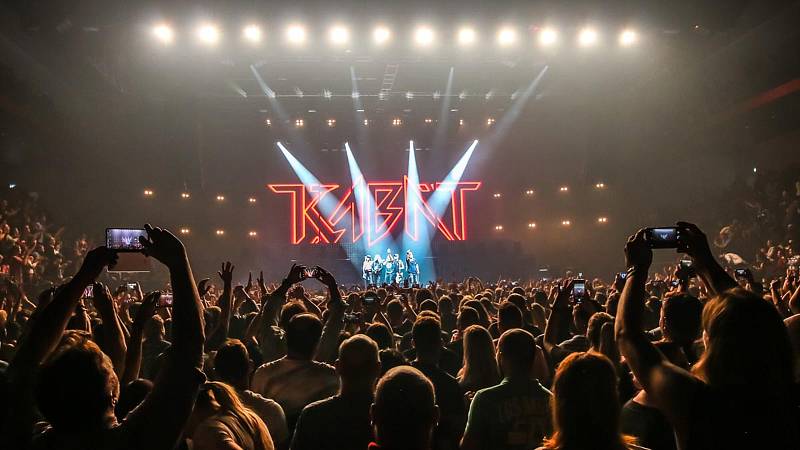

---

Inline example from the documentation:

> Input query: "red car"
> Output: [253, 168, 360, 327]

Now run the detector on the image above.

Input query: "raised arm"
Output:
[121, 291, 159, 386]
[314, 266, 345, 363]
[543, 280, 572, 356]
[92, 282, 128, 378]
[615, 229, 700, 437]
[207, 262, 234, 350]
[121, 225, 206, 450]
[677, 222, 738, 295]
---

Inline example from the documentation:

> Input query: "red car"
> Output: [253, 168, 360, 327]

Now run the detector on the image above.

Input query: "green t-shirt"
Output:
[464, 377, 553, 450]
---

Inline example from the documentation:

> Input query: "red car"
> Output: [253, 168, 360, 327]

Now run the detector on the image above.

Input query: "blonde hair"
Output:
[203, 382, 273, 450]
[458, 325, 500, 391]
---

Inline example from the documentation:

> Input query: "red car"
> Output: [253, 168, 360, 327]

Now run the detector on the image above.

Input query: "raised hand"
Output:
[313, 265, 337, 288]
[90, 282, 114, 311]
[218, 261, 234, 285]
[77, 246, 118, 280]
[136, 291, 160, 325]
[197, 278, 212, 297]
[625, 229, 653, 270]
[138, 224, 187, 269]
[246, 272, 253, 292]
[285, 264, 306, 285]
[676, 222, 714, 267]
[257, 271, 267, 296]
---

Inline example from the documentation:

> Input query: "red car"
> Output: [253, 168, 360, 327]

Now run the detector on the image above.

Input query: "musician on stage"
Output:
[406, 250, 420, 285]
[383, 252, 395, 284]
[373, 254, 383, 285]
[362, 255, 373, 287]
[394, 253, 405, 284]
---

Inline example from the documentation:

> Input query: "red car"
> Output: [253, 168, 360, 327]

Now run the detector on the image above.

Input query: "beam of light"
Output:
[227, 81, 247, 98]
[483, 65, 548, 151]
[432, 67, 455, 152]
[345, 143, 398, 266]
[250, 64, 276, 98]
[427, 140, 479, 221]
[350, 66, 369, 149]
[402, 140, 436, 282]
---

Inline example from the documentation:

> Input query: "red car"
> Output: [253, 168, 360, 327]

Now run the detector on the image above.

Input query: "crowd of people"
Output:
[1, 189, 800, 450]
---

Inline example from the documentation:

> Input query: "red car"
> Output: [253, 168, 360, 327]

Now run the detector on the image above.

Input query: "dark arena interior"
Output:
[1, 1, 799, 450]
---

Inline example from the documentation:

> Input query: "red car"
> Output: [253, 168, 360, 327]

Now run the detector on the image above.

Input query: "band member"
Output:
[406, 250, 420, 285]
[362, 255, 373, 287]
[394, 253, 404, 284]
[373, 254, 383, 285]
[384, 253, 395, 284]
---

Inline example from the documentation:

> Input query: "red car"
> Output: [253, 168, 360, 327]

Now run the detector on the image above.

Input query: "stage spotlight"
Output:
[486, 117, 495, 126]
[414, 27, 434, 46]
[619, 29, 637, 46]
[179, 227, 190, 235]
[363, 119, 369, 126]
[248, 231, 258, 237]
[424, 118, 433, 124]
[525, 189, 534, 196]
[215, 229, 225, 236]
[248, 197, 257, 203]
[152, 24, 174, 44]
[597, 216, 608, 223]
[295, 118, 304, 127]
[559, 186, 569, 192]
[561, 219, 572, 226]
[493, 193, 502, 199]
[459, 118, 464, 126]
[286, 24, 306, 45]
[457, 27, 476, 46]
[180, 192, 190, 199]
[497, 27, 517, 46]
[216, 195, 225, 202]
[329, 25, 350, 45]
[326, 119, 336, 127]
[527, 222, 537, 229]
[196, 23, 220, 45]
[264, 118, 271, 126]
[143, 189, 154, 197]
[243, 25, 262, 43]
[578, 27, 598, 47]
[494, 225, 504, 231]
[595, 182, 606, 189]
[539, 28, 557, 46]
[373, 26, 391, 45]
[391, 118, 402, 126]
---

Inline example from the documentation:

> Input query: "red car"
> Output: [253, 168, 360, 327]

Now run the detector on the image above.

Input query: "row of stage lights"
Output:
[494, 216, 609, 232]
[150, 22, 639, 49]
[270, 117, 497, 128]
[177, 228, 259, 238]
[493, 182, 606, 198]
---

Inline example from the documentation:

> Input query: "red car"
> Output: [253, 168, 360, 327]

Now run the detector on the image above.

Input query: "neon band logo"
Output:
[268, 178, 481, 246]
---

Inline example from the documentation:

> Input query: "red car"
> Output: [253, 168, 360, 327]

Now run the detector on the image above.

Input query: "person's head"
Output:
[286, 313, 323, 360]
[194, 382, 271, 447]
[214, 339, 251, 387]
[496, 328, 536, 378]
[415, 288, 434, 304]
[115, 378, 153, 421]
[371, 366, 439, 450]
[419, 299, 438, 313]
[336, 334, 380, 391]
[463, 300, 489, 327]
[406, 250, 413, 258]
[366, 322, 394, 349]
[530, 303, 547, 329]
[498, 302, 523, 333]
[506, 293, 528, 314]
[545, 352, 630, 450]
[457, 306, 480, 332]
[659, 293, 703, 345]
[586, 312, 615, 351]
[36, 331, 120, 430]
[386, 299, 404, 324]
[460, 325, 500, 388]
[412, 316, 442, 360]
[438, 296, 453, 315]
[279, 301, 308, 330]
[693, 288, 794, 393]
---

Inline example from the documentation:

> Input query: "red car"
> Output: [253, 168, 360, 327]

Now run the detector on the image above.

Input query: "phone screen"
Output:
[159, 293, 173, 307]
[573, 280, 586, 297]
[734, 269, 748, 278]
[363, 294, 378, 305]
[82, 285, 94, 298]
[126, 282, 137, 290]
[618, 272, 628, 280]
[645, 227, 681, 249]
[106, 228, 147, 251]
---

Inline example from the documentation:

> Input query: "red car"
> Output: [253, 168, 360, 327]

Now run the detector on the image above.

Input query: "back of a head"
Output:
[36, 332, 120, 430]
[366, 322, 394, 349]
[695, 288, 794, 393]
[372, 366, 437, 448]
[457, 306, 480, 331]
[412, 316, 442, 356]
[143, 315, 165, 341]
[286, 313, 323, 359]
[586, 312, 615, 350]
[548, 352, 625, 449]
[338, 334, 380, 385]
[419, 299, 438, 313]
[279, 301, 308, 330]
[463, 325, 495, 369]
[386, 299, 404, 322]
[506, 293, 527, 314]
[661, 293, 703, 344]
[415, 289, 434, 304]
[214, 339, 250, 384]
[438, 296, 453, 314]
[511, 286, 525, 297]
[498, 302, 524, 333]
[497, 328, 536, 374]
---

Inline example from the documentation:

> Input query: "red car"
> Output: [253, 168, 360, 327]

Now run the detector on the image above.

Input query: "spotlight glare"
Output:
[493, 193, 502, 199]
[248, 197, 257, 203]
[497, 27, 517, 46]
[373, 26, 391, 44]
[179, 227, 190, 235]
[424, 118, 433, 124]
[486, 117, 495, 126]
[561, 219, 572, 226]
[180, 192, 190, 199]
[143, 189, 154, 197]
[539, 28, 558, 47]
[152, 24, 174, 44]
[578, 27, 598, 46]
[619, 29, 637, 46]
[457, 27, 476, 46]
[215, 229, 225, 236]
[248, 231, 258, 237]
[295, 118, 304, 127]
[242, 25, 262, 43]
[216, 195, 225, 202]
[196, 23, 220, 45]
[494, 225, 504, 231]
[286, 24, 306, 45]
[559, 186, 569, 192]
[528, 222, 537, 229]
[597, 216, 609, 223]
[414, 27, 435, 46]
[595, 182, 606, 189]
[329, 25, 350, 45]
[525, 189, 535, 196]
[391, 118, 402, 126]
[326, 118, 336, 127]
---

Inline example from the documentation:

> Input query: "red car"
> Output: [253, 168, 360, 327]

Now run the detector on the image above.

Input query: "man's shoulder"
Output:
[302, 394, 340, 416]
[308, 360, 336, 373]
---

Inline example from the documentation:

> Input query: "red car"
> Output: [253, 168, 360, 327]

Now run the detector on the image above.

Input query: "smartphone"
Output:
[670, 279, 680, 287]
[734, 268, 750, 279]
[344, 312, 362, 323]
[644, 227, 682, 249]
[618, 272, 628, 280]
[126, 282, 137, 291]
[573, 279, 586, 297]
[363, 293, 378, 305]
[679, 259, 693, 269]
[106, 228, 147, 252]
[158, 293, 173, 308]
[304, 267, 318, 279]
[82, 285, 94, 299]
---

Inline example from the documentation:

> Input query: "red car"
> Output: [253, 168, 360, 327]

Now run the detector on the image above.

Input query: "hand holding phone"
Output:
[158, 293, 173, 308]
[644, 227, 684, 249]
[106, 228, 147, 252]
[572, 279, 587, 298]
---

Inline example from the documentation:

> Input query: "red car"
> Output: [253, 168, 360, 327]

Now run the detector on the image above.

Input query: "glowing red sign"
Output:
[268, 178, 481, 246]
